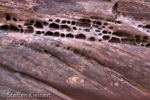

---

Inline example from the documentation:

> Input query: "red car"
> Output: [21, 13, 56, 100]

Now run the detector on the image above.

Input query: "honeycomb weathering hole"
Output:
[54, 32, 60, 36]
[75, 34, 86, 40]
[34, 21, 43, 28]
[71, 21, 76, 25]
[109, 37, 120, 43]
[67, 21, 70, 24]
[73, 27, 77, 30]
[0, 25, 9, 31]
[10, 25, 20, 32]
[49, 23, 59, 29]
[146, 25, 150, 29]
[13, 18, 17, 21]
[136, 39, 141, 44]
[45, 31, 53, 36]
[30, 20, 34, 23]
[89, 37, 95, 41]
[6, 14, 11, 21]
[143, 36, 149, 40]
[146, 43, 150, 47]
[36, 31, 41, 34]
[55, 19, 60, 23]
[142, 40, 147, 44]
[66, 33, 74, 38]
[112, 31, 131, 37]
[102, 31, 108, 34]
[60, 25, 70, 31]
[103, 36, 110, 40]
[62, 20, 66, 24]
[49, 19, 52, 22]
[20, 29, 24, 33]
[61, 33, 65, 37]
[25, 26, 34, 33]
[83, 29, 90, 32]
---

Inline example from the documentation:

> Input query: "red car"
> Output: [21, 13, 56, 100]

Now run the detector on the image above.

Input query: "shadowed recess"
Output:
[49, 23, 59, 29]
[75, 34, 86, 40]
[0, 25, 9, 31]
[34, 21, 43, 28]
[66, 33, 74, 38]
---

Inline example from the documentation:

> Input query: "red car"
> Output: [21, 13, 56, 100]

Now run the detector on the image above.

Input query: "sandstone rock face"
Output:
[0, 0, 150, 100]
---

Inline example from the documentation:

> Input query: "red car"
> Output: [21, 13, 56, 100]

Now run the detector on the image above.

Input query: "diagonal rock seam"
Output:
[0, 63, 73, 100]
[1, 36, 149, 100]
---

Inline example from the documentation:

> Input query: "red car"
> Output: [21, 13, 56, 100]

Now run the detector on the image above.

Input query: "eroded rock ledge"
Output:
[0, 0, 150, 100]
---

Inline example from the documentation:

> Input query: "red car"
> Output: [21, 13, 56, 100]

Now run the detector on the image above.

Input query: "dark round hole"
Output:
[44, 22, 47, 26]
[89, 37, 95, 41]
[96, 21, 101, 25]
[36, 31, 41, 34]
[6, 14, 10, 21]
[98, 33, 102, 35]
[45, 31, 53, 36]
[98, 27, 102, 29]
[67, 21, 70, 24]
[30, 20, 34, 23]
[116, 21, 122, 24]
[135, 35, 140, 39]
[83, 29, 90, 32]
[49, 23, 59, 29]
[109, 27, 113, 29]
[104, 23, 108, 26]
[66, 33, 74, 38]
[54, 32, 60, 36]
[103, 36, 110, 40]
[108, 32, 111, 34]
[143, 36, 149, 40]
[73, 27, 77, 30]
[62, 20, 66, 24]
[13, 18, 17, 21]
[20, 29, 23, 33]
[34, 21, 43, 28]
[18, 25, 22, 28]
[71, 21, 76, 25]
[136, 39, 141, 44]
[82, 19, 86, 22]
[138, 25, 142, 27]
[75, 34, 86, 40]
[102, 31, 107, 34]
[49, 19, 52, 22]
[67, 47, 71, 50]
[55, 19, 60, 23]
[87, 19, 90, 23]
[61, 33, 65, 37]
[99, 39, 102, 42]
[95, 30, 100, 32]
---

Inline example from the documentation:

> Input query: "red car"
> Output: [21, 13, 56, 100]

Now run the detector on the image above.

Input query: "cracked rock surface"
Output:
[0, 0, 150, 100]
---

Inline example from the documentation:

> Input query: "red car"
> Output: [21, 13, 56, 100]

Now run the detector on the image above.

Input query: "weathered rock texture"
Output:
[0, 0, 150, 100]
